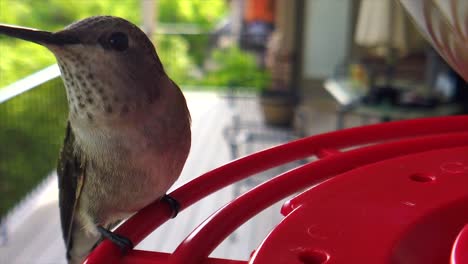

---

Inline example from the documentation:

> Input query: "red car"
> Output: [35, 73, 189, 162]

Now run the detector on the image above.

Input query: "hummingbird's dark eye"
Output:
[108, 32, 128, 51]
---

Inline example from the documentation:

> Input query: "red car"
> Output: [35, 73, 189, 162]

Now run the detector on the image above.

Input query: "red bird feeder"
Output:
[85, 115, 468, 264]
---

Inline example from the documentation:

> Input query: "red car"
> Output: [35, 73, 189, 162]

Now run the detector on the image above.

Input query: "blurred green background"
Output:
[0, 0, 269, 217]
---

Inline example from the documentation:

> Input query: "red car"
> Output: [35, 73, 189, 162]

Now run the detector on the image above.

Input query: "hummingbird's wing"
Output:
[57, 122, 86, 257]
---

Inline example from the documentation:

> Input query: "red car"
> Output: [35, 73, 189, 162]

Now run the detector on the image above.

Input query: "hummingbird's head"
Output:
[0, 16, 166, 124]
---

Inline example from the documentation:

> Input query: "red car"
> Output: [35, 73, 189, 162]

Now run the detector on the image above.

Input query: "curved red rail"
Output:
[452, 224, 468, 264]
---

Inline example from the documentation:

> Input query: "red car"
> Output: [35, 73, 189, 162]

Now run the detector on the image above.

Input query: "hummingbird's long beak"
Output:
[0, 23, 79, 46]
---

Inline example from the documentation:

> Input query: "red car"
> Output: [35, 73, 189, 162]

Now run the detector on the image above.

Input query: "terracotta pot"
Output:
[260, 90, 297, 127]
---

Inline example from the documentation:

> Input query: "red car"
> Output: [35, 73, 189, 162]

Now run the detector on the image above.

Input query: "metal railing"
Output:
[0, 64, 60, 104]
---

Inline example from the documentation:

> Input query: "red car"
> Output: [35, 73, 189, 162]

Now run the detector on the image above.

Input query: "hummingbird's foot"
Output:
[162, 194, 180, 218]
[97, 226, 133, 254]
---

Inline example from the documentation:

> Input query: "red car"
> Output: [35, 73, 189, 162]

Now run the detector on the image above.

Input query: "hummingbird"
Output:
[0, 16, 191, 263]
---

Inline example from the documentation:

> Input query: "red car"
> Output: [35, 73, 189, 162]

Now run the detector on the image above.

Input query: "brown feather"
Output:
[57, 122, 85, 260]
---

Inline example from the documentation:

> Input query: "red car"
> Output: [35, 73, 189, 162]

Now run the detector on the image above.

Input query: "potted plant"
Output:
[260, 31, 298, 127]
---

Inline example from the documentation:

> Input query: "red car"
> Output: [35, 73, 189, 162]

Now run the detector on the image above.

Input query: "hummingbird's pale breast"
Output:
[52, 44, 190, 233]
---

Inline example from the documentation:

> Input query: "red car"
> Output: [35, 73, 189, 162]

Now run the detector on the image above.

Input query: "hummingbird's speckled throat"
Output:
[48, 17, 162, 124]
[56, 52, 128, 123]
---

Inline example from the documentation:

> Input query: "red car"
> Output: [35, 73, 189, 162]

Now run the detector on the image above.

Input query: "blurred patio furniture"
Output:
[330, 0, 462, 129]
[324, 78, 463, 130]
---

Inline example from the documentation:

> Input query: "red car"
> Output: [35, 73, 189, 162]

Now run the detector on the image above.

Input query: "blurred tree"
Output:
[0, 0, 230, 88]
[158, 0, 227, 66]
[158, 0, 226, 29]
[153, 34, 196, 84]
[0, 0, 140, 30]
[198, 46, 271, 91]
[0, 0, 140, 87]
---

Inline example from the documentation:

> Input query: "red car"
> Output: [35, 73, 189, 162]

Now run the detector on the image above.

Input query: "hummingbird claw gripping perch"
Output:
[162, 194, 181, 218]
[97, 226, 134, 254]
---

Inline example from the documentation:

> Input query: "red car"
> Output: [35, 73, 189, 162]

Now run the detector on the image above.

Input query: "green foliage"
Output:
[154, 38, 270, 91]
[184, 34, 211, 66]
[0, 0, 140, 88]
[158, 0, 227, 66]
[198, 46, 271, 91]
[0, 0, 140, 30]
[158, 0, 227, 29]
[0, 0, 230, 88]
[153, 34, 196, 84]
[0, 42, 55, 87]
[0, 79, 68, 216]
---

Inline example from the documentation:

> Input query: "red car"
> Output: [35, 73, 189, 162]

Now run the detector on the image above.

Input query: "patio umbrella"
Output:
[354, 0, 427, 98]
[355, 0, 412, 58]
